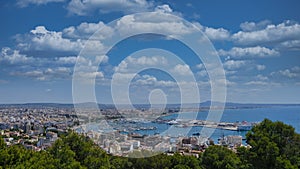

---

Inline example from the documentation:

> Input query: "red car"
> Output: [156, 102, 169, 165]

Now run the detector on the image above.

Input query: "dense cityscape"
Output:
[0, 105, 252, 157]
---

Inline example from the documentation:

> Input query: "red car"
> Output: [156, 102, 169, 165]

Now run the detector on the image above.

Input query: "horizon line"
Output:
[0, 101, 300, 105]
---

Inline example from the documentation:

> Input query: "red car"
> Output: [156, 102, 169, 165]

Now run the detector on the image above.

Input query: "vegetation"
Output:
[0, 119, 299, 169]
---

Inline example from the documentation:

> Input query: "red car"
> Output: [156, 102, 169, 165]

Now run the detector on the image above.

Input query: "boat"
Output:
[192, 132, 200, 136]
[167, 120, 178, 125]
[237, 122, 253, 131]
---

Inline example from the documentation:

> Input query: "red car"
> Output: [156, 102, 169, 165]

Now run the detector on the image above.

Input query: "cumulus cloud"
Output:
[67, 0, 153, 16]
[154, 4, 173, 13]
[271, 66, 300, 79]
[62, 21, 114, 40]
[275, 69, 297, 78]
[218, 46, 279, 58]
[11, 67, 73, 81]
[203, 27, 230, 41]
[279, 69, 298, 78]
[115, 13, 197, 38]
[75, 71, 104, 80]
[240, 20, 271, 32]
[244, 79, 280, 87]
[55, 56, 78, 65]
[16, 0, 65, 7]
[1, 47, 109, 81]
[232, 20, 300, 45]
[244, 81, 269, 86]
[223, 60, 247, 70]
[114, 55, 167, 73]
[256, 64, 266, 71]
[278, 40, 300, 50]
[134, 74, 176, 87]
[0, 47, 33, 64]
[256, 74, 268, 81]
[172, 64, 193, 76]
[193, 23, 230, 41]
[16, 26, 85, 52]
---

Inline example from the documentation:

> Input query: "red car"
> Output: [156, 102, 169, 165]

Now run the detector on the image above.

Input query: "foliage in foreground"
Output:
[0, 119, 299, 169]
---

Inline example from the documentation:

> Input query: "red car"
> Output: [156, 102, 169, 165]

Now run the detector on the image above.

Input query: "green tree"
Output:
[236, 146, 252, 169]
[48, 139, 83, 169]
[173, 164, 191, 169]
[110, 156, 132, 169]
[58, 131, 110, 168]
[0, 137, 5, 150]
[16, 151, 58, 169]
[246, 119, 300, 169]
[202, 145, 242, 169]
[0, 144, 33, 168]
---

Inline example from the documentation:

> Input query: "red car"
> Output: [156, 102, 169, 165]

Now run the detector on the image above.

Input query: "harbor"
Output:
[164, 119, 257, 131]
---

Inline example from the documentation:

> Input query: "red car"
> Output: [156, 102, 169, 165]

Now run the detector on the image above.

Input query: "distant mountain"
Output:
[0, 101, 299, 109]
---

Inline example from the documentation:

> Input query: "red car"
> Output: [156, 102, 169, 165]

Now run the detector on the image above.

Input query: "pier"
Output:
[164, 119, 256, 131]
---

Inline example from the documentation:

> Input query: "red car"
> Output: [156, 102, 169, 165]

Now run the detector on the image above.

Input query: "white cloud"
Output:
[1, 51, 109, 81]
[244, 81, 269, 86]
[63, 21, 113, 40]
[223, 60, 247, 70]
[128, 55, 166, 66]
[224, 79, 236, 86]
[55, 56, 78, 65]
[277, 69, 297, 78]
[203, 27, 230, 41]
[240, 20, 271, 32]
[114, 55, 167, 73]
[233, 20, 300, 45]
[193, 22, 230, 41]
[256, 74, 268, 81]
[225, 70, 237, 76]
[271, 66, 300, 78]
[17, 0, 65, 7]
[134, 74, 176, 87]
[0, 47, 90, 80]
[0, 47, 33, 64]
[244, 80, 280, 87]
[256, 64, 266, 71]
[115, 13, 197, 38]
[196, 63, 205, 70]
[154, 4, 173, 13]
[67, 0, 153, 16]
[17, 26, 85, 52]
[75, 71, 104, 79]
[11, 67, 73, 81]
[218, 46, 279, 58]
[172, 64, 192, 76]
[197, 70, 208, 77]
[13, 13, 231, 60]
[278, 40, 300, 50]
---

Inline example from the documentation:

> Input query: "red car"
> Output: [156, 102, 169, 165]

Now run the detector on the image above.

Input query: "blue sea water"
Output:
[134, 106, 300, 144]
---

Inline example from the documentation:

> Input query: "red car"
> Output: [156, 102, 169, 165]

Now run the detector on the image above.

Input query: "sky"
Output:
[0, 0, 300, 104]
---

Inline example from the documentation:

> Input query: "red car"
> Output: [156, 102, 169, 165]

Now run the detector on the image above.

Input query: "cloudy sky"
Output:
[0, 0, 299, 104]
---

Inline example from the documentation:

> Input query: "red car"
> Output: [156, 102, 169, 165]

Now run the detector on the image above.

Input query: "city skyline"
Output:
[0, 0, 300, 104]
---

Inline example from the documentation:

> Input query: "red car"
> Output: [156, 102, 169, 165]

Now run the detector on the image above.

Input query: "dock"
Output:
[165, 119, 255, 131]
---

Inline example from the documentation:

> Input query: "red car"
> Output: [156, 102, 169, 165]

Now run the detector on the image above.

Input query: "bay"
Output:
[134, 105, 300, 144]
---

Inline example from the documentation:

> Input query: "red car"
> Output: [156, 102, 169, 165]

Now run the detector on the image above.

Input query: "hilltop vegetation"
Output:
[0, 119, 299, 169]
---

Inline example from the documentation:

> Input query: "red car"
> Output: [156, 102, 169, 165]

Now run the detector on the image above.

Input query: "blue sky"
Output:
[0, 0, 300, 104]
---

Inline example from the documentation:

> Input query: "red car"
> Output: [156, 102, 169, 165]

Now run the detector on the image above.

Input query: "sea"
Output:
[133, 105, 300, 144]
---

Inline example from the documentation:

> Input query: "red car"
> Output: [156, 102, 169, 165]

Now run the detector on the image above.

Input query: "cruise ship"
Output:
[237, 121, 254, 131]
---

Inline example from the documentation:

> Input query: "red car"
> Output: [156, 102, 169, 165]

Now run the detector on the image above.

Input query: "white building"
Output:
[225, 135, 242, 146]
